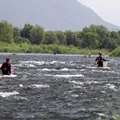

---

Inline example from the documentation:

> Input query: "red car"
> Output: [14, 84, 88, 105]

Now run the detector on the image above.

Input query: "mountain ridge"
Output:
[0, 0, 119, 31]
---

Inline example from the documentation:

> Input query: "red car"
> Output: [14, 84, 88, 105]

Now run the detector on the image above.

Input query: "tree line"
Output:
[0, 20, 120, 51]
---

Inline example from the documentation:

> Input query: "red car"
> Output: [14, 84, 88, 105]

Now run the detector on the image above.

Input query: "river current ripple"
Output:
[0, 53, 120, 120]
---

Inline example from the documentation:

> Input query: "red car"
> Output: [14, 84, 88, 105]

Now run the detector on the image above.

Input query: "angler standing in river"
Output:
[0, 58, 11, 75]
[95, 53, 107, 67]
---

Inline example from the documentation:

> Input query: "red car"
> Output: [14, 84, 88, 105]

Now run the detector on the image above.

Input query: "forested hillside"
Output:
[0, 20, 120, 52]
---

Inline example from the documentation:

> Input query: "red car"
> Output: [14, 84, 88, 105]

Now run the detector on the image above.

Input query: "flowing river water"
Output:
[0, 53, 120, 120]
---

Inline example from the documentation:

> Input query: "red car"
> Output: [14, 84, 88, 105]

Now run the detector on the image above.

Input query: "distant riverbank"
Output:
[0, 42, 109, 55]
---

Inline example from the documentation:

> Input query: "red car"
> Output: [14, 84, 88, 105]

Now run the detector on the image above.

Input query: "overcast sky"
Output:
[78, 0, 120, 26]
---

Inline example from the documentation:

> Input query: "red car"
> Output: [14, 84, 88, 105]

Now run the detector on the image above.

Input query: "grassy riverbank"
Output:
[109, 46, 120, 57]
[0, 42, 109, 55]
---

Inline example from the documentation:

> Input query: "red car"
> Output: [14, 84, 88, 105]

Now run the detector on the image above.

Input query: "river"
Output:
[0, 53, 120, 120]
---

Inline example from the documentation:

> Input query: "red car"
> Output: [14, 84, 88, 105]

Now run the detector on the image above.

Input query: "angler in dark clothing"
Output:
[95, 53, 107, 67]
[0, 58, 11, 75]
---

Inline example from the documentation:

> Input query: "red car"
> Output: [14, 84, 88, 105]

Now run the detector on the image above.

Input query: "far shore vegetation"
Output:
[0, 42, 108, 55]
[0, 20, 120, 56]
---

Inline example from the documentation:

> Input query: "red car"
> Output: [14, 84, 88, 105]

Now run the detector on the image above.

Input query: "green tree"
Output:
[95, 25, 110, 48]
[21, 24, 33, 39]
[13, 27, 20, 38]
[30, 25, 45, 44]
[103, 37, 118, 50]
[111, 31, 120, 45]
[73, 31, 81, 47]
[76, 31, 84, 48]
[0, 20, 13, 43]
[81, 32, 99, 49]
[82, 25, 110, 49]
[65, 30, 79, 46]
[13, 27, 21, 43]
[42, 31, 59, 44]
[14, 36, 30, 44]
[65, 30, 74, 45]
[56, 31, 66, 45]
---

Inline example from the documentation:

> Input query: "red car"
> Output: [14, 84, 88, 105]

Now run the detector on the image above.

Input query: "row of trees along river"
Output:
[0, 20, 120, 56]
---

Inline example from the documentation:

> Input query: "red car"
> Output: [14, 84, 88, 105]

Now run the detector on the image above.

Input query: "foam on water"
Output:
[13, 96, 28, 101]
[105, 83, 117, 91]
[0, 91, 19, 98]
[19, 84, 49, 89]
[71, 80, 101, 86]
[41, 68, 76, 72]
[92, 69, 116, 73]
[86, 66, 98, 69]
[0, 74, 17, 78]
[45, 74, 84, 78]
[41, 68, 51, 71]
[70, 80, 84, 85]
[101, 91, 106, 94]
[86, 80, 100, 85]
[50, 61, 65, 64]
[71, 94, 79, 98]
[19, 84, 23, 88]
[54, 74, 84, 78]
[27, 64, 36, 68]
[73, 85, 82, 88]
[31, 84, 49, 88]
[95, 112, 108, 118]
[20, 61, 48, 66]
[20, 60, 66, 66]
[80, 69, 86, 71]
[60, 68, 75, 71]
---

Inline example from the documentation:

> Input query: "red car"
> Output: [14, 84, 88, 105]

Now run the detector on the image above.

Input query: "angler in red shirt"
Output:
[0, 58, 11, 75]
